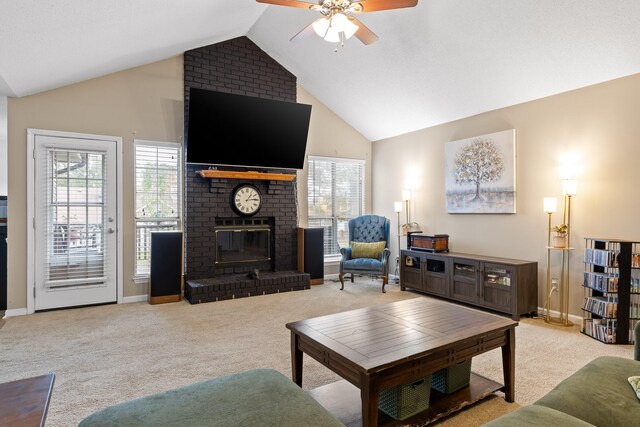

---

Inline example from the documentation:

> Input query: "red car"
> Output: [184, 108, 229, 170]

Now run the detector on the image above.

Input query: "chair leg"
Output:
[339, 273, 345, 290]
[381, 275, 388, 293]
[350, 273, 354, 283]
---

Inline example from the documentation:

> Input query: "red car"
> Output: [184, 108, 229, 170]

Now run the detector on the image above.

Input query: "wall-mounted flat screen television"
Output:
[186, 88, 312, 170]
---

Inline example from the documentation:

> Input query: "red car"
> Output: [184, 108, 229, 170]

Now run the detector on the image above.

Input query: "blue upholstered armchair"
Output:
[339, 214, 391, 293]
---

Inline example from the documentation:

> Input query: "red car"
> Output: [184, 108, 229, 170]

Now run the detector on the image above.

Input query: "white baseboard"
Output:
[3, 307, 28, 318]
[123, 294, 148, 303]
[536, 306, 582, 325]
[2, 296, 147, 318]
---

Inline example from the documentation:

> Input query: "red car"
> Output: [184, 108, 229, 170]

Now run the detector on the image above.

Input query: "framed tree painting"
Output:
[445, 129, 516, 213]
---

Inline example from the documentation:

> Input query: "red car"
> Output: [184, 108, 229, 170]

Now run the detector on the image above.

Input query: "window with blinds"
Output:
[307, 156, 364, 257]
[134, 140, 181, 277]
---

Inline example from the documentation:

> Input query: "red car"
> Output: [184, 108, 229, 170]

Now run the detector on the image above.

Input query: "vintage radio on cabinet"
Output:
[409, 234, 450, 253]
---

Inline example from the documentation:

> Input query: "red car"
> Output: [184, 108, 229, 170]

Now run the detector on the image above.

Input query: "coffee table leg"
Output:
[291, 332, 303, 387]
[501, 326, 515, 402]
[361, 377, 378, 427]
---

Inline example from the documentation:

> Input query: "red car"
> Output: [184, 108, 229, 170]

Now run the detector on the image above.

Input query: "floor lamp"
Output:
[394, 201, 403, 284]
[544, 179, 576, 327]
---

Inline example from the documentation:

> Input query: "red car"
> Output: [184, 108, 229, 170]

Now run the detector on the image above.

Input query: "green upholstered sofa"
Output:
[483, 323, 640, 427]
[78, 368, 345, 427]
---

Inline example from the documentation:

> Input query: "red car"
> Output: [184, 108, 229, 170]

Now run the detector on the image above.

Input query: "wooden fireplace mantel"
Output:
[197, 170, 296, 181]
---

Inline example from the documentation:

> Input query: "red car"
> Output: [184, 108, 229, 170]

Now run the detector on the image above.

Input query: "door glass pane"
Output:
[46, 149, 106, 288]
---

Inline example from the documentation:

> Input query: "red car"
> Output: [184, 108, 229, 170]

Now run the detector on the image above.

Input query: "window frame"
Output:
[307, 155, 365, 260]
[133, 139, 182, 279]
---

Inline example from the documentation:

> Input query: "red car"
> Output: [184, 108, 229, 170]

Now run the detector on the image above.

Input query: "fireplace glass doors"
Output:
[215, 225, 271, 264]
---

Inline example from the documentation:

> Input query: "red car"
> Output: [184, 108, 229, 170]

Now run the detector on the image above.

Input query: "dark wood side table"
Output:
[0, 373, 55, 426]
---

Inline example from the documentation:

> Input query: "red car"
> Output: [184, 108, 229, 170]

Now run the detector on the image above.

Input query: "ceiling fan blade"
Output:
[256, 0, 315, 9]
[349, 17, 379, 45]
[356, 0, 418, 13]
[290, 21, 317, 43]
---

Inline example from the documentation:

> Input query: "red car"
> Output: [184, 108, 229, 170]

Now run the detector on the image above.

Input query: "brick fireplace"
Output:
[183, 37, 310, 303]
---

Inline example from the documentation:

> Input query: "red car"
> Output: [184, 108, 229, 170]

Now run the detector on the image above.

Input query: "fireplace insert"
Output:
[215, 225, 271, 264]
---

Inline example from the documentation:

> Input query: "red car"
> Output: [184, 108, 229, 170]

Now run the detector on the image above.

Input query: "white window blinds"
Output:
[40, 149, 110, 288]
[307, 156, 364, 257]
[134, 140, 181, 277]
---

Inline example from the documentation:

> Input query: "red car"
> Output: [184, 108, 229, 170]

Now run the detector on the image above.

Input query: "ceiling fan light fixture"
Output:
[323, 26, 341, 43]
[330, 12, 349, 32]
[312, 17, 330, 37]
[342, 17, 359, 39]
[315, 12, 358, 43]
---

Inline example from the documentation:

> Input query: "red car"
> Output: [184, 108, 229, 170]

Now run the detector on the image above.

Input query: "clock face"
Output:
[232, 185, 262, 216]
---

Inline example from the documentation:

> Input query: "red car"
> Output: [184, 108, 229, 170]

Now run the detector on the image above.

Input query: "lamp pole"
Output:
[394, 201, 403, 284]
[543, 197, 557, 323]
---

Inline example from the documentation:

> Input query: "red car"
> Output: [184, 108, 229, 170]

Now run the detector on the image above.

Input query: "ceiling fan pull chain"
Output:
[334, 31, 345, 53]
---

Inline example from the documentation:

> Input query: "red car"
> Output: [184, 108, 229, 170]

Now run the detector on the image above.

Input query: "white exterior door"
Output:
[33, 134, 118, 310]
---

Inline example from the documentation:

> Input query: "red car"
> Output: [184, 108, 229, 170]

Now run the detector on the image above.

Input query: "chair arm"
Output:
[635, 322, 640, 361]
[340, 247, 352, 260]
[380, 248, 391, 273]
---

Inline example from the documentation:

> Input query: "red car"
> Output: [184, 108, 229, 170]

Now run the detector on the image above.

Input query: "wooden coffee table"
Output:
[286, 297, 517, 426]
[0, 373, 55, 427]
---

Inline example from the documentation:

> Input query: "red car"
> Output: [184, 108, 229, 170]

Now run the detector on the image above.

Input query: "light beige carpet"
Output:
[0, 279, 634, 426]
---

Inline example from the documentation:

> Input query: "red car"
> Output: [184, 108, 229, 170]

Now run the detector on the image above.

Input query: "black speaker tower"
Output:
[149, 231, 183, 304]
[297, 227, 324, 285]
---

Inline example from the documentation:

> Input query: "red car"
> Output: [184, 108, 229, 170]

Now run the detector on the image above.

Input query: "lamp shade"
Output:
[543, 197, 557, 213]
[330, 13, 349, 32]
[323, 26, 340, 42]
[342, 16, 359, 39]
[402, 190, 411, 201]
[394, 201, 403, 213]
[312, 17, 330, 37]
[562, 179, 577, 196]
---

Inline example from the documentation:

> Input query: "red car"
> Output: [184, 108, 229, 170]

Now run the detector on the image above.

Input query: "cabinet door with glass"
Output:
[480, 263, 513, 313]
[424, 255, 449, 297]
[400, 251, 426, 292]
[451, 258, 479, 303]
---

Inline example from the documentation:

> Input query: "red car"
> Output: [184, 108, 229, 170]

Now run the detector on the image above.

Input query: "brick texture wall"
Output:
[183, 37, 299, 280]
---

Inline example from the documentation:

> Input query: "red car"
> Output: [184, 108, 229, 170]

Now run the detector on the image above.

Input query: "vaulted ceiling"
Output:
[1, 1, 639, 141]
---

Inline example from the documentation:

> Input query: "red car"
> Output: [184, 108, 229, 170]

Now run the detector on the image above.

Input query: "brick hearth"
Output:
[185, 271, 310, 304]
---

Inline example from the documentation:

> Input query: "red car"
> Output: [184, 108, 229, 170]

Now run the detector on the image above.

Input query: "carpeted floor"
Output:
[0, 279, 634, 426]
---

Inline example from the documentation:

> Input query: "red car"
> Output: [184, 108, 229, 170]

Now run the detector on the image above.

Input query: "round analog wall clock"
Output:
[231, 184, 262, 216]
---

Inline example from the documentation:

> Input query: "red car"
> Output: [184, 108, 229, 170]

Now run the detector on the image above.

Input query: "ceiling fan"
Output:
[257, 0, 418, 47]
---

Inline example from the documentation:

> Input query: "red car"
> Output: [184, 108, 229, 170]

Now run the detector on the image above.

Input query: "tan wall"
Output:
[5, 59, 372, 310]
[1, 96, 7, 195]
[296, 86, 372, 275]
[296, 85, 372, 226]
[372, 72, 640, 318]
[7, 56, 184, 309]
